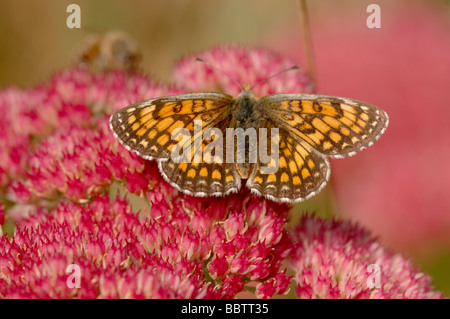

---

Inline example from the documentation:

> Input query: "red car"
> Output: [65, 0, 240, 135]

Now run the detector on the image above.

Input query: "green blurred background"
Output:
[1, 0, 449, 297]
[0, 0, 306, 87]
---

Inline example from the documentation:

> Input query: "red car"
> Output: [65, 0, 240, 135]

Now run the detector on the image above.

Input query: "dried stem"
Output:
[297, 0, 317, 89]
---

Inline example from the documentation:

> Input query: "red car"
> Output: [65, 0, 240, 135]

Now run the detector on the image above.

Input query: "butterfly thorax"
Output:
[231, 90, 261, 129]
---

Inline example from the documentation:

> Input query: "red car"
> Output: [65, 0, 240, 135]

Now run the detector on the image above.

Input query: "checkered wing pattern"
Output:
[245, 94, 388, 202]
[246, 120, 330, 203]
[259, 94, 389, 158]
[110, 93, 241, 196]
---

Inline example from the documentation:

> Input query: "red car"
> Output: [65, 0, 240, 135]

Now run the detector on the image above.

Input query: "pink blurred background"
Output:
[272, 0, 450, 294]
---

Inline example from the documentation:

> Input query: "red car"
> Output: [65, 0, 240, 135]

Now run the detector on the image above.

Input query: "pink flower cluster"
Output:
[288, 216, 441, 299]
[0, 194, 291, 298]
[0, 45, 443, 298]
[174, 44, 314, 97]
[1, 69, 173, 194]
[1, 196, 208, 298]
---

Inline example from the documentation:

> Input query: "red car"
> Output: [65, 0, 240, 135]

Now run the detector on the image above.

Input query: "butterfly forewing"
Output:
[259, 94, 389, 158]
[110, 93, 234, 161]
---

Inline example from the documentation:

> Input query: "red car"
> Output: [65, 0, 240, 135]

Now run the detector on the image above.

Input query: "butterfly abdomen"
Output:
[227, 91, 266, 179]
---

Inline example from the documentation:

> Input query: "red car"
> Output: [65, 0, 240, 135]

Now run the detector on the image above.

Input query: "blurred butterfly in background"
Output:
[110, 58, 388, 203]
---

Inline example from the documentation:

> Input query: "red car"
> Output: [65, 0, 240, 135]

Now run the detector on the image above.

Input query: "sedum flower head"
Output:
[288, 216, 442, 299]
[0, 196, 209, 298]
[174, 44, 314, 96]
[0, 195, 291, 298]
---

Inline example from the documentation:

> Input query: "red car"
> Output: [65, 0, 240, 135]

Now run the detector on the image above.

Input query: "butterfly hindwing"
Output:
[158, 117, 242, 196]
[246, 120, 330, 203]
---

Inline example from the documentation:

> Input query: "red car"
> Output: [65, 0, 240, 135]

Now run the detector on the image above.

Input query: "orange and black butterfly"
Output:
[110, 60, 388, 203]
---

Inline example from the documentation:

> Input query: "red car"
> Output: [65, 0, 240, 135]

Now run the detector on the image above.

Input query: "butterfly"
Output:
[109, 62, 388, 203]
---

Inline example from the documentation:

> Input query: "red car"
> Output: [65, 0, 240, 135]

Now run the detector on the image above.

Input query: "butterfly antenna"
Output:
[195, 57, 244, 91]
[249, 65, 299, 91]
